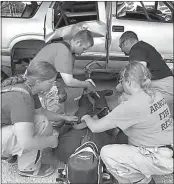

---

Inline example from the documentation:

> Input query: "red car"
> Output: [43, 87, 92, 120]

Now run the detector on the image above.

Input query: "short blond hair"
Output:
[73, 30, 94, 47]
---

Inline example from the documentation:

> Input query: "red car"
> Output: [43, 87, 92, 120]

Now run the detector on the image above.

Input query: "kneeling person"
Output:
[82, 62, 173, 184]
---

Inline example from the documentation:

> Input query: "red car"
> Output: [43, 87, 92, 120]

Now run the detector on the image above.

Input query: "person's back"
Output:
[122, 90, 173, 147]
[31, 42, 74, 74]
[85, 62, 174, 184]
[119, 31, 173, 118]
[1, 84, 34, 128]
[129, 41, 173, 80]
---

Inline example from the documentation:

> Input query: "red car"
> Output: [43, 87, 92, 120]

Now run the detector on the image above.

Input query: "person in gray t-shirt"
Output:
[82, 62, 173, 184]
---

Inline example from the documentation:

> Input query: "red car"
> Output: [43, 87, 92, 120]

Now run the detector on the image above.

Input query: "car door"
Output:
[44, 1, 108, 58]
[110, 1, 173, 61]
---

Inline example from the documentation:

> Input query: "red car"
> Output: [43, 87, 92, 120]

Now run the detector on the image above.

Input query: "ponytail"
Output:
[1, 75, 26, 89]
[141, 77, 155, 103]
[2, 61, 57, 89]
[121, 62, 155, 103]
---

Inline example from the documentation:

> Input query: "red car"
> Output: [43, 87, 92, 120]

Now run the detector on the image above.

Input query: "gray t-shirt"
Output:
[106, 91, 173, 147]
[30, 42, 75, 74]
[1, 84, 41, 127]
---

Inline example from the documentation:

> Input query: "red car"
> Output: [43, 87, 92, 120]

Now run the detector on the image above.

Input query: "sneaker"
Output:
[102, 173, 112, 184]
[133, 177, 156, 184]
[18, 164, 55, 178]
[7, 155, 18, 164]
[101, 172, 119, 184]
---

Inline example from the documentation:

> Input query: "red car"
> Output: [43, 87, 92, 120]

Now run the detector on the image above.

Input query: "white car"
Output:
[1, 1, 173, 78]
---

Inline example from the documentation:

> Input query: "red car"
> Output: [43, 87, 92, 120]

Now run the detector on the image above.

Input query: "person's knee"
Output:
[101, 144, 129, 162]
[34, 114, 53, 136]
[44, 121, 53, 136]
[100, 145, 113, 161]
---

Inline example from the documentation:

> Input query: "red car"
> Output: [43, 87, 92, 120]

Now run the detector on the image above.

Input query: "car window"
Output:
[53, 1, 98, 29]
[1, 1, 41, 18]
[116, 1, 173, 22]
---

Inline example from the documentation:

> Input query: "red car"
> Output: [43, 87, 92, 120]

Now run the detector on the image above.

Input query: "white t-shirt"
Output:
[105, 91, 173, 147]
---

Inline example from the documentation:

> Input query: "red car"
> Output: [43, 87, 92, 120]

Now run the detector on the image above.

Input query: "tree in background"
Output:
[1, 1, 25, 16]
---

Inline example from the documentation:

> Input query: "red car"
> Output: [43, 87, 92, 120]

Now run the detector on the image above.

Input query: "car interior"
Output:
[54, 1, 98, 29]
[117, 1, 173, 22]
[121, 11, 164, 21]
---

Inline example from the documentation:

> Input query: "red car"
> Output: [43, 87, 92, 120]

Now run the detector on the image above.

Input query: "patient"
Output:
[53, 89, 120, 163]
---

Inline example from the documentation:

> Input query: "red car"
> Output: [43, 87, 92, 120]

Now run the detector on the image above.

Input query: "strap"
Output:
[81, 129, 90, 145]
[70, 146, 97, 158]
[78, 140, 99, 153]
[71, 141, 99, 158]
[1, 86, 30, 96]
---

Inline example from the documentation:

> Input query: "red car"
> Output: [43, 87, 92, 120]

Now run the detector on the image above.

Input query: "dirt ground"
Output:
[1, 76, 173, 184]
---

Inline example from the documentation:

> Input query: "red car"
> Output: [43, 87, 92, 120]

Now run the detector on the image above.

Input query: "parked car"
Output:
[1, 1, 173, 77]
[159, 7, 172, 21]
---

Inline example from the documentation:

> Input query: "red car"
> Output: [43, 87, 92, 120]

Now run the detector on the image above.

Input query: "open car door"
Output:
[44, 1, 117, 79]
[44, 2, 106, 43]
[84, 2, 118, 80]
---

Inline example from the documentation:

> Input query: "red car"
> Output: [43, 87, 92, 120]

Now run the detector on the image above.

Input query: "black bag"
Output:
[66, 141, 102, 184]
[54, 128, 116, 164]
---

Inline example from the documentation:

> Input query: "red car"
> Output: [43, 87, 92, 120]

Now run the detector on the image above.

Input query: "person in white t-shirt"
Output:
[81, 62, 173, 184]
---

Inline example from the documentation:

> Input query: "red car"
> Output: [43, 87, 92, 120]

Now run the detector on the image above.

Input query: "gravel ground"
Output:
[1, 74, 173, 184]
[1, 148, 64, 183]
[1, 156, 173, 184]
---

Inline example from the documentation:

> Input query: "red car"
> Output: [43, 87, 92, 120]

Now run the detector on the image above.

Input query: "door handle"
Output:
[112, 25, 124, 32]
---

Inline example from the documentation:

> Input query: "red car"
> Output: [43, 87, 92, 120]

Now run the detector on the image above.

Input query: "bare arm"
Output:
[81, 115, 117, 133]
[82, 102, 139, 133]
[60, 73, 89, 88]
[14, 122, 58, 150]
[35, 107, 78, 123]
[73, 115, 98, 130]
